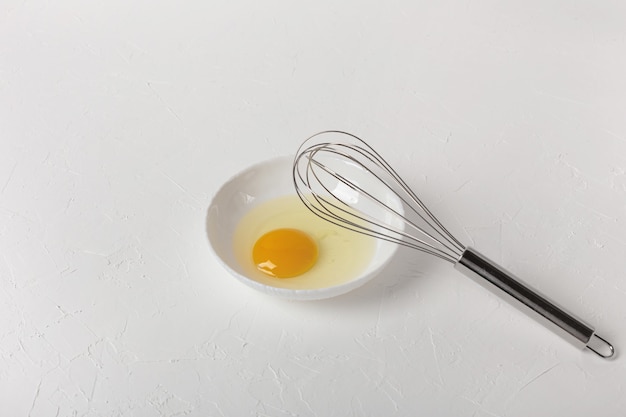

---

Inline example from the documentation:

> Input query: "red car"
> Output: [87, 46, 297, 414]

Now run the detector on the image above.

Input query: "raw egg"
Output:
[233, 195, 375, 290]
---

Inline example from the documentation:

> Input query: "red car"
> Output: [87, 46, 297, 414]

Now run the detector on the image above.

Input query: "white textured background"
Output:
[2, 1, 626, 416]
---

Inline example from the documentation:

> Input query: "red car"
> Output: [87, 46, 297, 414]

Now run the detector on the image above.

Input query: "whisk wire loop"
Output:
[294, 131, 465, 263]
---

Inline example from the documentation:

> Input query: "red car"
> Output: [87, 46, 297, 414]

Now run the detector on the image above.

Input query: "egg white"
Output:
[233, 195, 375, 290]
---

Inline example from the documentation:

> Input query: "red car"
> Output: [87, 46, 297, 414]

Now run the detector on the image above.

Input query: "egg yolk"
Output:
[252, 228, 318, 278]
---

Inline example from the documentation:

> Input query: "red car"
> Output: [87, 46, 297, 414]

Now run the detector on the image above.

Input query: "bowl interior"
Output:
[206, 155, 402, 300]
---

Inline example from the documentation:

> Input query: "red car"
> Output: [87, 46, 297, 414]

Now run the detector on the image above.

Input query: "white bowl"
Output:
[206, 155, 402, 300]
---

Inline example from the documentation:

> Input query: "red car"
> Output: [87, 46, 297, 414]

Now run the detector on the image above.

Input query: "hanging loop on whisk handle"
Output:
[455, 247, 615, 359]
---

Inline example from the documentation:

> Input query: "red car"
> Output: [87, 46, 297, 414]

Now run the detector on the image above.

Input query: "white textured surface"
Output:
[1, 1, 626, 415]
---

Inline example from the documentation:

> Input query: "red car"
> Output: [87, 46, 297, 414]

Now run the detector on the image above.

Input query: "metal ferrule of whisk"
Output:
[293, 130, 615, 359]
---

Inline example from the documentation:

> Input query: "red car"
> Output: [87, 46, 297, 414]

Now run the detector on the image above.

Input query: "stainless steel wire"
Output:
[293, 130, 465, 264]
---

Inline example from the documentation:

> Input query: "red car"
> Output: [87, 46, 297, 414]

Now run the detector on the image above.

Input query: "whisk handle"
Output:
[455, 247, 614, 358]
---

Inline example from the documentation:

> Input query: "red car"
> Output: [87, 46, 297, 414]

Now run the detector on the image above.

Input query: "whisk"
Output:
[293, 130, 615, 359]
